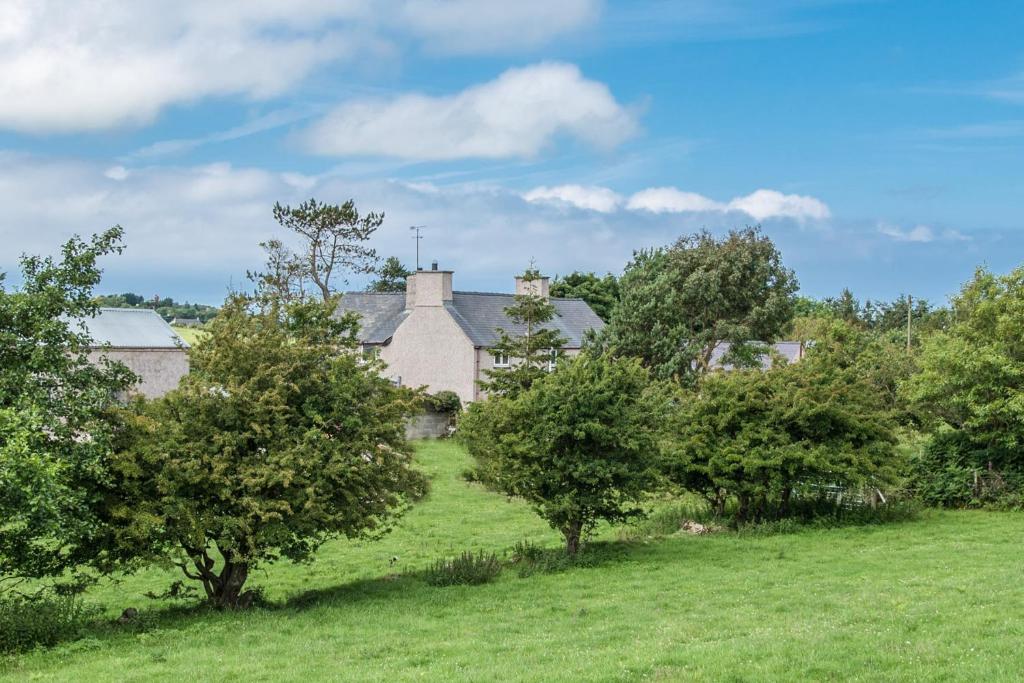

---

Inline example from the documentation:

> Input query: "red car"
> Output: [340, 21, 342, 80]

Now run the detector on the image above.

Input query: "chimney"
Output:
[407, 266, 453, 307]
[514, 273, 550, 299]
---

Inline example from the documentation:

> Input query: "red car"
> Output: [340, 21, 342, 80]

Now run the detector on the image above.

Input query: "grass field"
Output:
[170, 325, 206, 347]
[3, 440, 1023, 681]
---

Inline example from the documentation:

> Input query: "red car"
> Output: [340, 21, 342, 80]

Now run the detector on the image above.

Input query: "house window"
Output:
[359, 345, 381, 364]
[492, 352, 510, 368]
[547, 348, 558, 372]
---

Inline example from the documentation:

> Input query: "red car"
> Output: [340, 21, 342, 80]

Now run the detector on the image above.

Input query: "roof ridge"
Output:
[453, 290, 584, 301]
[96, 306, 162, 313]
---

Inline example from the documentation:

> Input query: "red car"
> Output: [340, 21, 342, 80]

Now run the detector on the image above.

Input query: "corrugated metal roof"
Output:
[336, 291, 604, 348]
[72, 308, 188, 349]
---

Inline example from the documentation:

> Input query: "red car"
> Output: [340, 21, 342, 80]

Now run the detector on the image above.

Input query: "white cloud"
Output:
[625, 186, 830, 222]
[0, 1, 598, 133]
[523, 185, 623, 213]
[0, 152, 990, 304]
[104, 166, 129, 181]
[726, 189, 831, 222]
[878, 222, 934, 243]
[626, 187, 724, 213]
[301, 62, 638, 160]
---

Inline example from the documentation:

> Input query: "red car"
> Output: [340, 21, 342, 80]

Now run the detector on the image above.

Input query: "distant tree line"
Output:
[93, 292, 219, 323]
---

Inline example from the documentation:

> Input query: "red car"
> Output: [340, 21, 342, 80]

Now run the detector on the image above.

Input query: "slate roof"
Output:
[337, 291, 604, 348]
[72, 308, 188, 349]
[335, 293, 409, 344]
[708, 341, 804, 370]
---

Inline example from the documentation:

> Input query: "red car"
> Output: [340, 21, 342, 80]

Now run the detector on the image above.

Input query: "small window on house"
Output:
[360, 345, 381, 364]
[492, 352, 511, 368]
[547, 348, 558, 372]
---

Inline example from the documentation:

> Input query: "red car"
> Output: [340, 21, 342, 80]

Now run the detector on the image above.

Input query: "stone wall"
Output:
[405, 411, 452, 440]
[90, 348, 189, 398]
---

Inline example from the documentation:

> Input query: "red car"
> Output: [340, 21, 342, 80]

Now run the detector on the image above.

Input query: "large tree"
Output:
[0, 229, 136, 581]
[367, 256, 412, 293]
[550, 271, 619, 323]
[106, 295, 427, 608]
[479, 269, 567, 399]
[902, 266, 1024, 499]
[604, 227, 798, 384]
[667, 322, 901, 523]
[461, 354, 670, 554]
[253, 198, 383, 303]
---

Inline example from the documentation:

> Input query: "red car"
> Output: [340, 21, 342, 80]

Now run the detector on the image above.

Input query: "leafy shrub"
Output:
[666, 323, 904, 525]
[907, 431, 1024, 509]
[424, 551, 502, 587]
[422, 390, 462, 415]
[0, 593, 99, 653]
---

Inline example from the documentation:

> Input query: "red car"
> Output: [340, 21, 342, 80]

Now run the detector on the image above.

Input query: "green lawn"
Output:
[3, 440, 1023, 681]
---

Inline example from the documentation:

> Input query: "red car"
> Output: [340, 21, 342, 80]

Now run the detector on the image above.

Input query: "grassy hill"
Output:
[3, 440, 1023, 681]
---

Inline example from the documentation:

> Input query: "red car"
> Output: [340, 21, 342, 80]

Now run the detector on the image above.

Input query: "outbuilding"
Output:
[77, 307, 190, 398]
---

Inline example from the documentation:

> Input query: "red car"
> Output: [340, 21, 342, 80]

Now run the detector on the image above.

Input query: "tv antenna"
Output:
[409, 225, 425, 270]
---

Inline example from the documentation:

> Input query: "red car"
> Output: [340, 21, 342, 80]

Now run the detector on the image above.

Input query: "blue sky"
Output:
[1, 0, 1021, 305]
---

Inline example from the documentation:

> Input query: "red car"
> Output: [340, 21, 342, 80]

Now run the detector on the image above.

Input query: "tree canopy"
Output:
[461, 354, 671, 554]
[667, 322, 901, 523]
[0, 228, 136, 580]
[104, 294, 427, 607]
[550, 271, 619, 323]
[903, 266, 1024, 478]
[604, 227, 798, 384]
[367, 256, 412, 293]
[249, 198, 383, 304]
[478, 269, 567, 399]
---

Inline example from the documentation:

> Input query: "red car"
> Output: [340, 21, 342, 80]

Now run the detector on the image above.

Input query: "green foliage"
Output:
[0, 228, 136, 581]
[421, 390, 461, 415]
[0, 593, 99, 654]
[790, 289, 950, 344]
[905, 431, 1024, 509]
[92, 292, 218, 323]
[550, 271, 619, 322]
[367, 256, 412, 293]
[104, 294, 428, 608]
[268, 198, 383, 302]
[462, 354, 671, 554]
[479, 268, 568, 399]
[423, 550, 502, 587]
[604, 227, 798, 385]
[667, 322, 902, 524]
[902, 266, 1024, 505]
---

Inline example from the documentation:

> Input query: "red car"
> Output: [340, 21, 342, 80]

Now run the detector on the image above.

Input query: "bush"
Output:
[424, 551, 502, 587]
[666, 323, 903, 525]
[422, 390, 462, 415]
[0, 593, 99, 654]
[907, 431, 1024, 509]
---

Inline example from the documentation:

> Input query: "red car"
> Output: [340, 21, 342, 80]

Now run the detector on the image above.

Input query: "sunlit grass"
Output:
[3, 440, 1022, 681]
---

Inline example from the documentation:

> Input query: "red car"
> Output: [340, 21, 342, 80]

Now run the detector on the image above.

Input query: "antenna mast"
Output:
[409, 225, 425, 270]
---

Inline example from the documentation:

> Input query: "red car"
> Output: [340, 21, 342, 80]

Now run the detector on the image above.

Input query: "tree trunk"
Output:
[562, 519, 583, 556]
[779, 485, 793, 519]
[212, 560, 250, 609]
[180, 546, 253, 609]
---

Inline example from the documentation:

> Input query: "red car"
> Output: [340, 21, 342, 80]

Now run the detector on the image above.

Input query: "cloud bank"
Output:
[301, 63, 638, 160]
[0, 1, 599, 133]
[525, 184, 831, 222]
